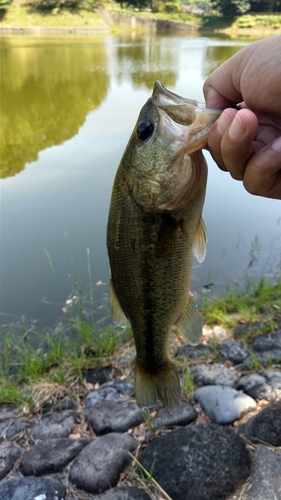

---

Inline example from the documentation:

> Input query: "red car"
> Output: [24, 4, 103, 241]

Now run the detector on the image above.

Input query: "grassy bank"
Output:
[1, 1, 281, 36]
[120, 9, 281, 35]
[1, 275, 280, 409]
[0, 0, 106, 28]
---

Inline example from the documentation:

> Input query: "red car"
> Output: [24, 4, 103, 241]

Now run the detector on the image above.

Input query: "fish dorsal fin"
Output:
[175, 293, 202, 346]
[192, 216, 207, 263]
[109, 278, 130, 328]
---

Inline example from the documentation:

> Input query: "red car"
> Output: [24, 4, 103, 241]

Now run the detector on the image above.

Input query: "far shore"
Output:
[1, 8, 281, 37]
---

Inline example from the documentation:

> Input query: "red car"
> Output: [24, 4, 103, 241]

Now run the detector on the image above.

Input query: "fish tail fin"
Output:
[135, 361, 181, 409]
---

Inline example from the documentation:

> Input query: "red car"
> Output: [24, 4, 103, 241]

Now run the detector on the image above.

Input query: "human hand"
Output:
[203, 35, 281, 199]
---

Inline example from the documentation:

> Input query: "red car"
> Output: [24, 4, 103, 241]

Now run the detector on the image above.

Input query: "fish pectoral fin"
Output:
[175, 293, 202, 346]
[109, 278, 130, 328]
[192, 216, 207, 263]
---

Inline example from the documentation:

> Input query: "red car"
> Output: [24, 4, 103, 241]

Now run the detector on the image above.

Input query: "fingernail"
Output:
[217, 112, 232, 135]
[229, 114, 245, 139]
[272, 136, 281, 152]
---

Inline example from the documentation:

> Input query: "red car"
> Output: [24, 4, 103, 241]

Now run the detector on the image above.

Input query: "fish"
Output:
[106, 81, 221, 409]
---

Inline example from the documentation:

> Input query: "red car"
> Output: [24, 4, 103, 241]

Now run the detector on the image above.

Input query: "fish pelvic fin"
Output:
[192, 216, 207, 263]
[109, 277, 130, 328]
[175, 293, 202, 346]
[135, 361, 181, 409]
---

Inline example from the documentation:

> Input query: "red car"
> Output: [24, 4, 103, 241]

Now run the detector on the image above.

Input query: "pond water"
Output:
[1, 33, 280, 333]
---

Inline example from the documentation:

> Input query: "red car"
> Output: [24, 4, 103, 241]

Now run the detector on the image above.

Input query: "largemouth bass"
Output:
[107, 81, 220, 408]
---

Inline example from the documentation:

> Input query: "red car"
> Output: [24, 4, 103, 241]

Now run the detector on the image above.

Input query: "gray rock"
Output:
[139, 424, 251, 500]
[250, 329, 281, 352]
[177, 343, 214, 359]
[0, 418, 34, 442]
[0, 441, 23, 480]
[194, 385, 256, 425]
[246, 349, 281, 365]
[237, 371, 281, 401]
[0, 406, 21, 423]
[152, 401, 197, 428]
[19, 437, 88, 476]
[69, 432, 137, 494]
[31, 409, 79, 441]
[244, 330, 281, 365]
[84, 366, 122, 386]
[85, 386, 120, 406]
[0, 476, 66, 500]
[102, 378, 135, 396]
[229, 447, 281, 500]
[233, 321, 266, 339]
[190, 363, 240, 387]
[93, 486, 151, 499]
[261, 369, 281, 384]
[219, 340, 248, 365]
[85, 400, 143, 435]
[85, 378, 134, 408]
[240, 401, 281, 446]
[42, 397, 79, 417]
[260, 369, 281, 394]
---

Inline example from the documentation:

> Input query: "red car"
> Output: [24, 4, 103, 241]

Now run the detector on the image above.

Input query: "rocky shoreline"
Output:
[0, 324, 281, 500]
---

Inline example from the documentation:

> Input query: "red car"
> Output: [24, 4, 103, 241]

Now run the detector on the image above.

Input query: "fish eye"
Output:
[137, 120, 154, 141]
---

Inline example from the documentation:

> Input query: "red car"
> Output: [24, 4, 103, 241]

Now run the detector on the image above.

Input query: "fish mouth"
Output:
[152, 80, 221, 153]
[145, 81, 222, 210]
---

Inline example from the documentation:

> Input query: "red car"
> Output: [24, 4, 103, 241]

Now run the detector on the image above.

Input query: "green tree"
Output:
[249, 0, 281, 11]
[127, 0, 151, 9]
[34, 0, 101, 9]
[211, 0, 250, 15]
[115, 0, 151, 8]
[0, 0, 12, 8]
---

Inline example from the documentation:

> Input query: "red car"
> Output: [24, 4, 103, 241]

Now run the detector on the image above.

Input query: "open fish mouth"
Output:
[152, 80, 221, 155]
[152, 80, 203, 125]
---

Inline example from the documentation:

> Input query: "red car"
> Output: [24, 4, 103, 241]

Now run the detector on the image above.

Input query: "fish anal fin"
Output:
[109, 278, 130, 328]
[192, 216, 207, 263]
[175, 293, 202, 346]
[135, 361, 181, 409]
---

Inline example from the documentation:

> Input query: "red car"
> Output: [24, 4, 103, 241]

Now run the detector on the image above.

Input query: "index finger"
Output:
[203, 61, 243, 109]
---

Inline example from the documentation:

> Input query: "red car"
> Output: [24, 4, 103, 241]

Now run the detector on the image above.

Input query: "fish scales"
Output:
[107, 81, 221, 408]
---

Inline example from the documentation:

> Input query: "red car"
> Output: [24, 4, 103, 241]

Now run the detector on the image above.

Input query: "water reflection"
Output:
[114, 35, 177, 89]
[1, 36, 109, 178]
[1, 35, 247, 180]
[203, 45, 242, 77]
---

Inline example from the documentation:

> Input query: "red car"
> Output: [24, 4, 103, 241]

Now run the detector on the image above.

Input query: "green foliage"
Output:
[33, 0, 101, 10]
[128, 0, 151, 9]
[211, 0, 250, 16]
[152, 0, 182, 11]
[237, 13, 281, 24]
[117, 0, 182, 12]
[164, 1, 182, 11]
[249, 0, 281, 11]
[182, 370, 195, 397]
[0, 379, 31, 406]
[116, 0, 151, 10]
[247, 353, 262, 370]
[0, 309, 126, 406]
[201, 276, 281, 331]
[141, 408, 157, 432]
[0, 0, 12, 9]
[211, 0, 281, 15]
[235, 12, 255, 24]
